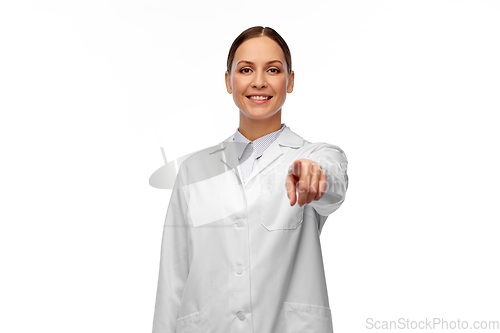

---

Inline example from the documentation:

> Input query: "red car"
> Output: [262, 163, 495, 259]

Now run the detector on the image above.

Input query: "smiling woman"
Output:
[225, 28, 294, 141]
[152, 26, 349, 333]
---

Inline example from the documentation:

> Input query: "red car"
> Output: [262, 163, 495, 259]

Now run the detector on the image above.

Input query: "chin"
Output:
[242, 107, 269, 115]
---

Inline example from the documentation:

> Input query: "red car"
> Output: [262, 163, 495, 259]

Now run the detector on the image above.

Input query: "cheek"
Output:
[271, 78, 288, 94]
[232, 77, 248, 94]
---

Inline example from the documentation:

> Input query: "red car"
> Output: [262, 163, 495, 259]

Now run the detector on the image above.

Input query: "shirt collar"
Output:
[233, 123, 287, 160]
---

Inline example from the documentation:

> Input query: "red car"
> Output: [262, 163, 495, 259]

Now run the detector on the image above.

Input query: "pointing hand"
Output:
[285, 159, 326, 207]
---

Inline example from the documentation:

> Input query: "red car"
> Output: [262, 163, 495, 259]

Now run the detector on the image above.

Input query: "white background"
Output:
[1, 0, 499, 332]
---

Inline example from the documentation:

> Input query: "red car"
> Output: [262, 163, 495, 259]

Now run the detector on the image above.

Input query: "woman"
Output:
[153, 26, 348, 333]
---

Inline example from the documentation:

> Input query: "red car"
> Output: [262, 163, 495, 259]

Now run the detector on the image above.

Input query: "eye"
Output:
[240, 68, 252, 73]
[268, 68, 280, 73]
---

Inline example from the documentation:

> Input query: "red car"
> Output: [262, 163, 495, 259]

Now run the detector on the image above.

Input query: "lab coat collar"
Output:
[208, 126, 305, 183]
[218, 125, 304, 148]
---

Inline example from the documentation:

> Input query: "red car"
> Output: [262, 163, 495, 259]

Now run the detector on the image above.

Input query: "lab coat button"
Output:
[235, 220, 244, 228]
[236, 266, 244, 274]
[237, 311, 246, 320]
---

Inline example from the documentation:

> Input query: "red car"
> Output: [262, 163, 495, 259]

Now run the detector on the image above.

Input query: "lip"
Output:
[246, 94, 273, 104]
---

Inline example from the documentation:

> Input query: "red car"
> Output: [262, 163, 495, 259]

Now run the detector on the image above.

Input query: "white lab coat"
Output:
[152, 126, 348, 333]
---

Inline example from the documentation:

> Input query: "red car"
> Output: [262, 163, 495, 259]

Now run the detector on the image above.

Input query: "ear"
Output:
[286, 70, 294, 93]
[225, 71, 232, 94]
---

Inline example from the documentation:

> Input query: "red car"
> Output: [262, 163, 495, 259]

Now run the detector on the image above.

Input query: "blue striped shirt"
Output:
[233, 123, 287, 181]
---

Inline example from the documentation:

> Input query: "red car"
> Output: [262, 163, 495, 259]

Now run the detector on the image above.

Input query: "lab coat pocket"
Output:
[260, 172, 304, 231]
[284, 302, 334, 333]
[176, 311, 204, 333]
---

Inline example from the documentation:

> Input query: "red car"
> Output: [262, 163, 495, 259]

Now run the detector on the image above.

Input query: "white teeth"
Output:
[248, 96, 270, 100]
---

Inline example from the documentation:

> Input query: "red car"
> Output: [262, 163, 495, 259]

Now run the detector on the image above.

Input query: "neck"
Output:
[238, 110, 282, 141]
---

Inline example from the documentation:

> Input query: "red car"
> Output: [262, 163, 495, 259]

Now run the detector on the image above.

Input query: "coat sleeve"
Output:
[306, 143, 349, 220]
[152, 162, 191, 333]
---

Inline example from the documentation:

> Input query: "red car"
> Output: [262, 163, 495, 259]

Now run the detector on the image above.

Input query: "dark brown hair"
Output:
[226, 26, 292, 75]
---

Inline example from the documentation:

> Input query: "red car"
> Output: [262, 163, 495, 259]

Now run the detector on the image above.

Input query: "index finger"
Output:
[286, 166, 297, 206]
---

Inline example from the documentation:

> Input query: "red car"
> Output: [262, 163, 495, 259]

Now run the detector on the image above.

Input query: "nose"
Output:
[252, 71, 267, 88]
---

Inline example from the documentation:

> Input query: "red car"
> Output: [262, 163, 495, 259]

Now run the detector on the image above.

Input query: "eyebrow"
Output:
[237, 60, 283, 66]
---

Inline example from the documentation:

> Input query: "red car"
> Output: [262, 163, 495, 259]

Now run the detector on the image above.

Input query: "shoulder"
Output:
[289, 130, 346, 161]
[302, 142, 347, 158]
[177, 136, 239, 186]
[177, 142, 224, 175]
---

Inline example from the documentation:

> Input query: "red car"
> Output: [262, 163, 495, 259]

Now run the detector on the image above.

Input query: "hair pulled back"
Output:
[226, 26, 292, 75]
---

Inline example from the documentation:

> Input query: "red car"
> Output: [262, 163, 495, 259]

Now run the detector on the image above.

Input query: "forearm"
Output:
[306, 143, 349, 217]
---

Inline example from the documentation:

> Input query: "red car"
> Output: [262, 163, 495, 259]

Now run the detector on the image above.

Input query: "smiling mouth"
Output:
[247, 95, 273, 101]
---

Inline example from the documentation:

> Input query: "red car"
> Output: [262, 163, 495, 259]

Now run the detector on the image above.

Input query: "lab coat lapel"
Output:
[210, 127, 304, 184]
[208, 141, 242, 182]
[246, 126, 304, 183]
[244, 143, 282, 183]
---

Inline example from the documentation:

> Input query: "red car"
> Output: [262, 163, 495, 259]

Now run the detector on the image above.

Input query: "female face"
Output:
[225, 36, 294, 120]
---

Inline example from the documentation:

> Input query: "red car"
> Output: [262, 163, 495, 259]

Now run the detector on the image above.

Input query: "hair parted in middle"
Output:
[226, 26, 292, 75]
